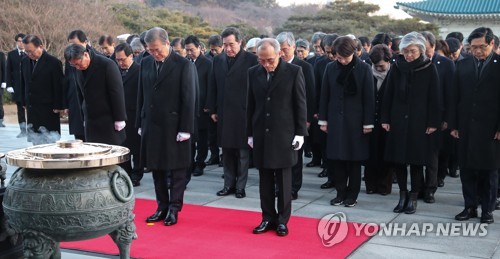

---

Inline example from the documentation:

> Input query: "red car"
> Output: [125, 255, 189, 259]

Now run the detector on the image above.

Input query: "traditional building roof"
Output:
[396, 0, 500, 19]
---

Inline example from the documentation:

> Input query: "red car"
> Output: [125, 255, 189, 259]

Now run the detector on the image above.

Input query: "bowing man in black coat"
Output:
[64, 44, 127, 146]
[207, 27, 258, 198]
[137, 27, 196, 226]
[5, 33, 27, 137]
[247, 38, 307, 237]
[276, 32, 315, 200]
[449, 27, 500, 224]
[20, 35, 64, 145]
[114, 43, 143, 186]
[185, 35, 212, 177]
[318, 36, 375, 208]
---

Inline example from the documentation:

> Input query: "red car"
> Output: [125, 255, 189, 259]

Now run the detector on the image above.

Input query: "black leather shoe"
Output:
[205, 156, 220, 165]
[164, 211, 178, 226]
[437, 179, 444, 187]
[320, 181, 335, 189]
[131, 179, 141, 187]
[424, 192, 435, 203]
[146, 210, 167, 223]
[480, 212, 494, 224]
[276, 224, 288, 236]
[448, 170, 459, 178]
[455, 208, 478, 221]
[291, 191, 298, 200]
[318, 168, 328, 178]
[304, 151, 312, 158]
[235, 189, 246, 198]
[495, 198, 500, 210]
[193, 166, 204, 176]
[253, 221, 275, 234]
[306, 161, 321, 167]
[217, 187, 235, 196]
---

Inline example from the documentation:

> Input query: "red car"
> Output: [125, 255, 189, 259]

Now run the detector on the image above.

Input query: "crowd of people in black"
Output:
[0, 25, 499, 236]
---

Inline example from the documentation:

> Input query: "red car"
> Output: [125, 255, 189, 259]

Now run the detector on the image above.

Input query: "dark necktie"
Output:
[477, 60, 484, 78]
[267, 72, 274, 83]
[227, 57, 235, 69]
[20, 51, 25, 58]
[156, 61, 163, 76]
[31, 60, 37, 72]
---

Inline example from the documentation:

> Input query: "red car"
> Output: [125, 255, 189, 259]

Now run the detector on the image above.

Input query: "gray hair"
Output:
[296, 38, 310, 49]
[276, 32, 295, 47]
[145, 27, 169, 45]
[130, 38, 145, 52]
[399, 31, 427, 56]
[64, 43, 86, 61]
[311, 32, 326, 44]
[245, 37, 261, 49]
[256, 38, 280, 55]
[420, 31, 436, 48]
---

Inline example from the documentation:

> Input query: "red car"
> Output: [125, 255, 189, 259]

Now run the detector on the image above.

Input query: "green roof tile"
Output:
[397, 0, 500, 14]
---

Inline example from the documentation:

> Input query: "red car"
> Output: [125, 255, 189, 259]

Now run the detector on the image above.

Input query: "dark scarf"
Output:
[394, 54, 432, 102]
[336, 56, 357, 95]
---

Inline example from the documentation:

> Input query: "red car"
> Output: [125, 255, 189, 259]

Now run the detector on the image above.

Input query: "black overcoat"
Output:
[5, 49, 24, 102]
[448, 53, 500, 170]
[122, 62, 141, 156]
[75, 52, 127, 145]
[20, 51, 63, 137]
[381, 56, 440, 166]
[136, 52, 196, 170]
[365, 74, 388, 167]
[207, 50, 258, 148]
[318, 56, 375, 161]
[247, 61, 308, 169]
[63, 62, 85, 136]
[291, 56, 315, 122]
[194, 54, 212, 130]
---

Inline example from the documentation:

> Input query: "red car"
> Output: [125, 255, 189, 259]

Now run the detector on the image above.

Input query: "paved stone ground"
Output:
[0, 122, 499, 258]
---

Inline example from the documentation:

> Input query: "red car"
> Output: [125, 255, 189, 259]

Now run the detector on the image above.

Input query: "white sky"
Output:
[277, 0, 412, 19]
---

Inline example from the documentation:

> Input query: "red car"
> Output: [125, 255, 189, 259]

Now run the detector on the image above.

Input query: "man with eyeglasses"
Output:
[64, 43, 127, 146]
[137, 27, 196, 226]
[5, 33, 27, 136]
[114, 43, 142, 187]
[450, 27, 500, 224]
[20, 35, 64, 145]
[207, 27, 258, 199]
[247, 38, 307, 236]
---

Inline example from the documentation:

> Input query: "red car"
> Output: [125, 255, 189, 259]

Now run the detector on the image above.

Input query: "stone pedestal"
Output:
[0, 185, 24, 259]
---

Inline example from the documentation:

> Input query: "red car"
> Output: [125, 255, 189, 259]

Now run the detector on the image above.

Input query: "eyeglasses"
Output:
[69, 57, 84, 67]
[258, 56, 277, 65]
[115, 57, 129, 63]
[402, 48, 420, 56]
[470, 44, 489, 51]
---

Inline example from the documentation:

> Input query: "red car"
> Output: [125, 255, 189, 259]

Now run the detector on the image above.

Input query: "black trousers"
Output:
[16, 102, 26, 130]
[438, 132, 459, 179]
[222, 148, 249, 190]
[460, 168, 498, 213]
[259, 168, 292, 225]
[194, 128, 209, 165]
[152, 168, 187, 212]
[423, 149, 439, 194]
[0, 88, 4, 119]
[331, 160, 362, 201]
[291, 148, 303, 193]
[364, 163, 392, 194]
[395, 164, 423, 194]
[207, 119, 219, 159]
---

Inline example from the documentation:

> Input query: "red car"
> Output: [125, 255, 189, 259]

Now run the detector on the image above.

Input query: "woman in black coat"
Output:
[381, 32, 440, 214]
[319, 36, 375, 207]
[364, 44, 393, 196]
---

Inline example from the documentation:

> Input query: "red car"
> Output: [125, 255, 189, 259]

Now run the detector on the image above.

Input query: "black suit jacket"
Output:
[194, 54, 212, 130]
[247, 60, 308, 169]
[75, 51, 127, 145]
[137, 50, 196, 170]
[207, 50, 258, 148]
[291, 56, 315, 123]
[6, 49, 24, 102]
[20, 51, 63, 135]
[121, 61, 141, 155]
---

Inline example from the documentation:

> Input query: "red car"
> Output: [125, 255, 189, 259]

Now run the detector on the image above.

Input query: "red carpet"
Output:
[61, 199, 373, 259]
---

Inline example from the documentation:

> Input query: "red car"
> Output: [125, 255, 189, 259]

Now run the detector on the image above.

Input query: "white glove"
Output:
[6, 87, 14, 93]
[176, 132, 191, 142]
[138, 128, 142, 136]
[114, 121, 126, 131]
[292, 135, 304, 151]
[1, 83, 6, 89]
[247, 137, 253, 148]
